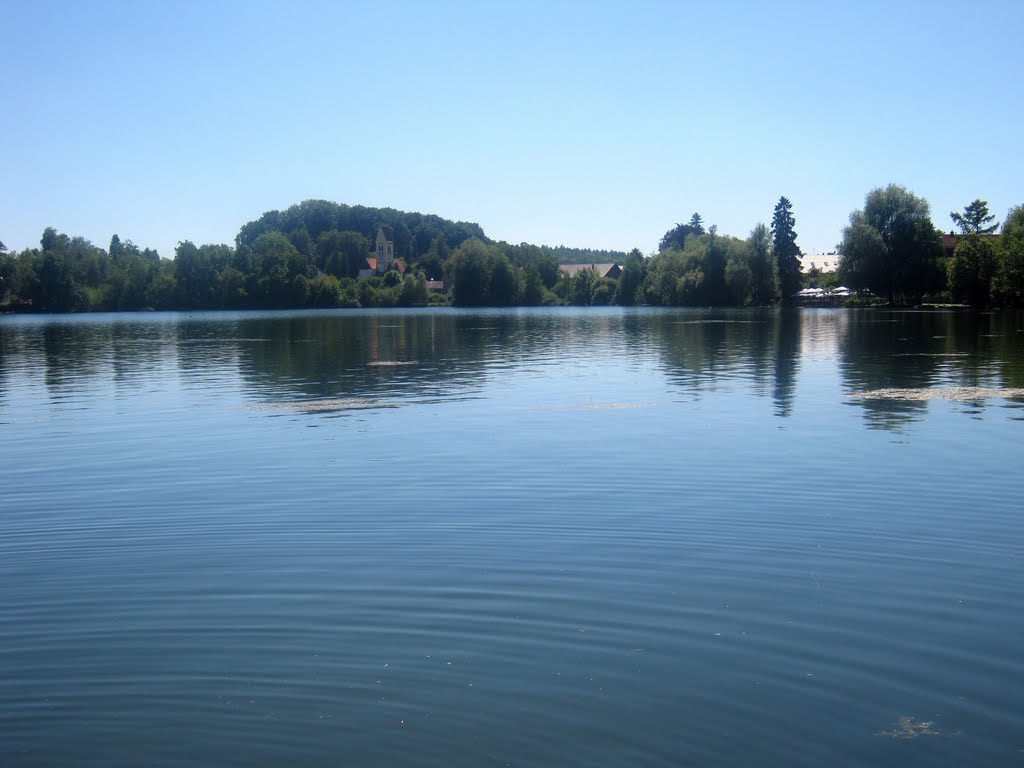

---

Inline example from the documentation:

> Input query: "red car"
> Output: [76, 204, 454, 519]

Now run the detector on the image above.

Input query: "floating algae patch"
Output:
[367, 361, 418, 367]
[847, 386, 1024, 402]
[876, 716, 945, 740]
[248, 398, 396, 413]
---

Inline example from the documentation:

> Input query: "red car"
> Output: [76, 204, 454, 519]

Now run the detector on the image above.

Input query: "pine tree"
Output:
[950, 199, 998, 235]
[772, 197, 802, 304]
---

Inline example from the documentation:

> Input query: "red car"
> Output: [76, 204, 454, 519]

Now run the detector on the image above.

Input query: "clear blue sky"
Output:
[3, 0, 1021, 259]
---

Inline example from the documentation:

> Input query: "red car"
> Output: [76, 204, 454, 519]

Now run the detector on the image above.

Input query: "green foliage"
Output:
[317, 230, 370, 279]
[522, 265, 546, 306]
[747, 223, 776, 304]
[659, 215, 704, 252]
[236, 199, 486, 265]
[398, 274, 429, 307]
[992, 206, 1024, 305]
[948, 236, 997, 306]
[951, 199, 998, 235]
[417, 235, 450, 281]
[570, 267, 599, 305]
[449, 238, 497, 307]
[725, 248, 753, 305]
[838, 185, 943, 304]
[641, 229, 767, 308]
[643, 237, 710, 306]
[772, 197, 801, 304]
[144, 267, 178, 310]
[616, 248, 646, 306]
[535, 244, 628, 265]
[306, 274, 342, 307]
[489, 254, 523, 306]
[448, 237, 524, 307]
[803, 266, 839, 291]
[174, 241, 233, 308]
[246, 232, 310, 308]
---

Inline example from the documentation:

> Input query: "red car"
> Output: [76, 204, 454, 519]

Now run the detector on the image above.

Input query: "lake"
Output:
[1, 307, 1022, 767]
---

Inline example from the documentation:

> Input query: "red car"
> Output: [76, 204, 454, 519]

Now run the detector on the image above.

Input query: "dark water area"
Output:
[1, 307, 1022, 767]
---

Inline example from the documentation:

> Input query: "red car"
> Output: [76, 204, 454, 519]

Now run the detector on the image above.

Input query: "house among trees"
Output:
[559, 263, 623, 280]
[358, 226, 406, 279]
[799, 253, 840, 272]
[942, 232, 1000, 260]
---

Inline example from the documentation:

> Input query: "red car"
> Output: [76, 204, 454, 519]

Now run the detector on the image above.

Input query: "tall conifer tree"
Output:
[772, 196, 801, 303]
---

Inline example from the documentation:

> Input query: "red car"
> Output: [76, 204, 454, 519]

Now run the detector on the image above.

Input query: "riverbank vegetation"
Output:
[2, 192, 1022, 313]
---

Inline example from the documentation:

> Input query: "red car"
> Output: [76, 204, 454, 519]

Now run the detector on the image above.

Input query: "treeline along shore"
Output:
[2, 188, 1023, 313]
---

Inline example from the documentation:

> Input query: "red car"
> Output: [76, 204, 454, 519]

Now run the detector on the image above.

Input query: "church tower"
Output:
[375, 226, 395, 273]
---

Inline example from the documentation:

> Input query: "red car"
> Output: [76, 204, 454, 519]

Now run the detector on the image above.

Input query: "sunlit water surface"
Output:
[2, 307, 1022, 767]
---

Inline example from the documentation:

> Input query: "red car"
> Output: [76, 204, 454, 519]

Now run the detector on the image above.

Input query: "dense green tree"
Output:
[527, 251, 561, 288]
[643, 238, 709, 306]
[571, 267, 599, 305]
[838, 185, 943, 304]
[0, 249, 13, 302]
[108, 235, 125, 263]
[144, 267, 178, 310]
[449, 238, 495, 307]
[489, 254, 523, 306]
[522, 265, 546, 306]
[417, 234, 450, 282]
[591, 277, 618, 305]
[948, 236, 997, 306]
[951, 199, 998, 235]
[539, 244, 628, 265]
[643, 229, 757, 307]
[772, 197, 802, 304]
[993, 206, 1024, 305]
[237, 200, 486, 260]
[41, 227, 63, 253]
[215, 265, 248, 308]
[174, 240, 231, 308]
[398, 274, 429, 306]
[725, 244, 754, 305]
[703, 226, 730, 305]
[747, 223, 775, 305]
[305, 274, 341, 307]
[413, 223, 443, 257]
[659, 217, 704, 252]
[287, 225, 315, 259]
[246, 232, 308, 307]
[616, 248, 646, 306]
[37, 250, 81, 311]
[317, 230, 369, 279]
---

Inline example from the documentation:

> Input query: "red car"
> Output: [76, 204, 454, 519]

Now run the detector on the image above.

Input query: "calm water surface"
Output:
[1, 307, 1022, 766]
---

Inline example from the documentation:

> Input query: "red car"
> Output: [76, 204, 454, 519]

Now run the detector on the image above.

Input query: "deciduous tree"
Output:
[747, 223, 775, 305]
[838, 185, 943, 303]
[659, 215, 705, 252]
[993, 206, 1024, 305]
[948, 236, 997, 306]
